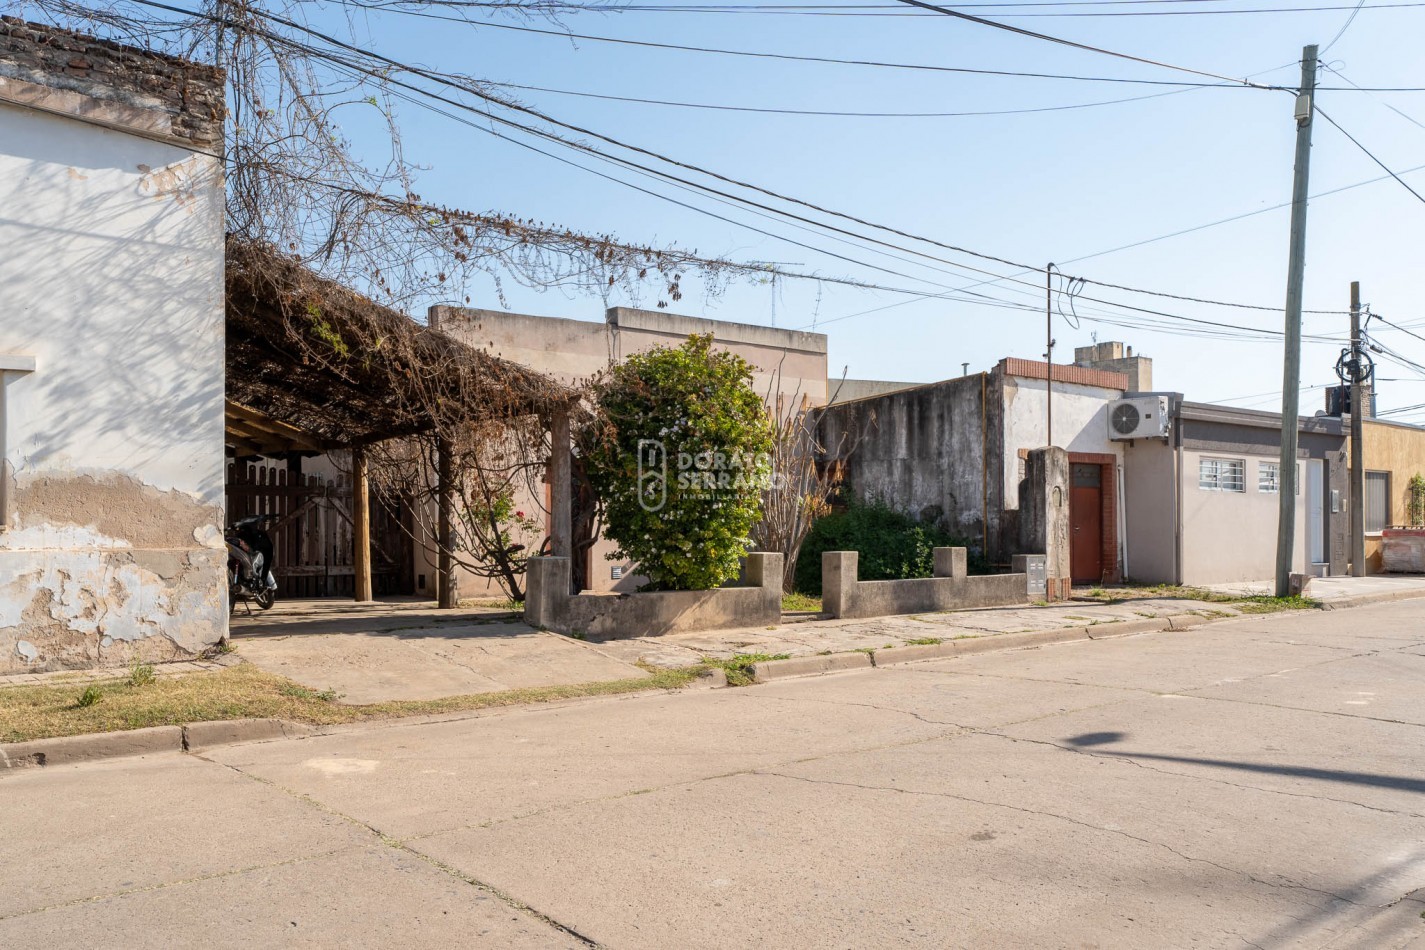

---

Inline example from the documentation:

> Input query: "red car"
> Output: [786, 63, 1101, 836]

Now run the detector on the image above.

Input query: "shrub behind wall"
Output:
[794, 500, 987, 595]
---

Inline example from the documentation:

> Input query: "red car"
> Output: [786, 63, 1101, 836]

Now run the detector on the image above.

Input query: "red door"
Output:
[1070, 463, 1103, 585]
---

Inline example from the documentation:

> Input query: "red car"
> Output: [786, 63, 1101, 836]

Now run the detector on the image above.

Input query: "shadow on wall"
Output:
[1, 114, 225, 507]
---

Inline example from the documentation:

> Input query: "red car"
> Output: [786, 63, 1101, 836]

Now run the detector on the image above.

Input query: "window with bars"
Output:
[1258, 461, 1280, 493]
[1255, 461, 1302, 494]
[1365, 471, 1391, 534]
[1199, 457, 1245, 493]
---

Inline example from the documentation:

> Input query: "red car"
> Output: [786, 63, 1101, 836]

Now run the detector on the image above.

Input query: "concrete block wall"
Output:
[821, 547, 1028, 620]
[526, 553, 782, 638]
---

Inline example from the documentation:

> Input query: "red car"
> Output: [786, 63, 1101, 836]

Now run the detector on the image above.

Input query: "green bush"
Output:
[794, 500, 986, 595]
[585, 334, 773, 591]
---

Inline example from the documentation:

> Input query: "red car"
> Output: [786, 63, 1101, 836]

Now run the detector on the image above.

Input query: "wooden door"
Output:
[1070, 463, 1103, 584]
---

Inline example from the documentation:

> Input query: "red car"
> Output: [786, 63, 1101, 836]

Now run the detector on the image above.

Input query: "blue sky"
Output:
[308, 0, 1425, 416]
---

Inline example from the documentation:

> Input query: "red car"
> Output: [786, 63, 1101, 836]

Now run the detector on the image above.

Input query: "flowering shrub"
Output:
[586, 334, 773, 590]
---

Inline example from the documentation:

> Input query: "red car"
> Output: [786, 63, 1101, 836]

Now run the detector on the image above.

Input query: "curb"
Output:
[755, 586, 1425, 684]
[0, 718, 314, 774]
[1318, 588, 1425, 610]
[751, 651, 872, 683]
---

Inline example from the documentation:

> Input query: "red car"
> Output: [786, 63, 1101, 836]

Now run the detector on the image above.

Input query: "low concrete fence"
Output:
[822, 548, 1029, 620]
[525, 553, 782, 639]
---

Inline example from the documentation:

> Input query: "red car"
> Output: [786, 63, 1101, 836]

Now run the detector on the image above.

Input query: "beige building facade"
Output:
[428, 305, 829, 593]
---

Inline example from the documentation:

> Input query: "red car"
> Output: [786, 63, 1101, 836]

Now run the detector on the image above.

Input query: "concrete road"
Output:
[3, 601, 1424, 949]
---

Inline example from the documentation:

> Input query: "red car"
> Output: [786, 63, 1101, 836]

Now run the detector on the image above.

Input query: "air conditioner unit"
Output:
[1108, 395, 1171, 441]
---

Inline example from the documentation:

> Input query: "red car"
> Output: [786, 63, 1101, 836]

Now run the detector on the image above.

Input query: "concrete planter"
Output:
[822, 548, 1029, 620]
[525, 553, 782, 639]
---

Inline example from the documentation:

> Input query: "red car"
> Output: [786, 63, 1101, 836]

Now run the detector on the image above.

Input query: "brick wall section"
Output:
[0, 17, 223, 146]
[1000, 357, 1129, 392]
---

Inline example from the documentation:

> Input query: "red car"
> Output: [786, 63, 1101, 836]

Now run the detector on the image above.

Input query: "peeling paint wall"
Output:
[0, 24, 226, 672]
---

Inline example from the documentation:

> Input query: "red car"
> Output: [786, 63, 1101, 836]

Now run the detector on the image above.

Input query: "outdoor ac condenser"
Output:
[1107, 395, 1172, 441]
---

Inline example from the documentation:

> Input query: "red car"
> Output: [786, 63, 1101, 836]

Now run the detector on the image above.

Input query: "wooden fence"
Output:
[225, 462, 414, 598]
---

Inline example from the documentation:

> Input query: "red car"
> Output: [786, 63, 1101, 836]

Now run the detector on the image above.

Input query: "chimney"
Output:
[1072, 341, 1152, 392]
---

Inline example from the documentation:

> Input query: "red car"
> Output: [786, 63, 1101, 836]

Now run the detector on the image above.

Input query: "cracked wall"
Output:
[0, 26, 227, 673]
[0, 474, 226, 672]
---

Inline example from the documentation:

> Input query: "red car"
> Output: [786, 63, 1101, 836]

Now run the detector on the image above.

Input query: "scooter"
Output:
[227, 514, 278, 611]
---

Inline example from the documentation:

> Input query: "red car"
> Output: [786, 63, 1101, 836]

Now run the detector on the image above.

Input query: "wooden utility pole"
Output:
[1350, 281, 1366, 576]
[351, 443, 373, 602]
[1274, 44, 1319, 598]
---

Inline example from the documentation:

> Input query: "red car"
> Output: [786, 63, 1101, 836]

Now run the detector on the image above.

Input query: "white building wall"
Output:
[1000, 376, 1123, 507]
[1179, 450, 1308, 587]
[0, 92, 226, 670]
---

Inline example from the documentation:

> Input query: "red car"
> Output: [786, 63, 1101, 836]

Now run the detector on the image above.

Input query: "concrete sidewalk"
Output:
[229, 599, 648, 704]
[590, 574, 1425, 670]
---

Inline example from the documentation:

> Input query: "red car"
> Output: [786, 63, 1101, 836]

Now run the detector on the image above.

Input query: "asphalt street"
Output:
[3, 600, 1424, 948]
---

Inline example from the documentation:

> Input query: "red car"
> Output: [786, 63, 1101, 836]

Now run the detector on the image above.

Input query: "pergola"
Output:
[224, 237, 577, 605]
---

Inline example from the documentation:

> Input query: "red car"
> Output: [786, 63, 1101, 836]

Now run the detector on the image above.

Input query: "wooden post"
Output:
[550, 407, 572, 566]
[352, 444, 373, 602]
[437, 434, 457, 609]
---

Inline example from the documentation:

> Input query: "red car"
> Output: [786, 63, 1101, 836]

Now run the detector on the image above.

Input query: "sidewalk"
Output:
[8, 576, 1425, 723]
[228, 599, 648, 704]
[589, 574, 1425, 669]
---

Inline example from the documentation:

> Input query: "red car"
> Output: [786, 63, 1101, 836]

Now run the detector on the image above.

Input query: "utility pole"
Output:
[1350, 280, 1366, 576]
[1274, 44, 1319, 598]
[1046, 263, 1056, 448]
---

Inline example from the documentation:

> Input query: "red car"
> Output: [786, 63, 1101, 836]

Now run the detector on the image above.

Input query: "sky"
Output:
[297, 0, 1425, 418]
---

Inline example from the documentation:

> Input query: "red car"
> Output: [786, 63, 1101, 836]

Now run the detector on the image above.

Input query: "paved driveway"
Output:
[3, 600, 1424, 948]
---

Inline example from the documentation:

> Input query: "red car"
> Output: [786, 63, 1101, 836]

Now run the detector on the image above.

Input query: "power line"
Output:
[341, 8, 1261, 87]
[887, 0, 1282, 87]
[484, 78, 1193, 117]
[135, 0, 1357, 338]
[1316, 106, 1425, 205]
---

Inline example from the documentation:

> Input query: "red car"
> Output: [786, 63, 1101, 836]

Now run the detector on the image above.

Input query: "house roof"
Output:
[1178, 400, 1348, 437]
[225, 238, 574, 456]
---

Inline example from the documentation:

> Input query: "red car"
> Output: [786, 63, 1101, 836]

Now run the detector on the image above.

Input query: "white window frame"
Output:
[1258, 461, 1280, 493]
[1199, 456, 1246, 493]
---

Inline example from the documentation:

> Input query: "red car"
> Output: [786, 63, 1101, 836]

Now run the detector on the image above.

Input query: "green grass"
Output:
[781, 592, 822, 613]
[903, 637, 944, 646]
[1080, 584, 1321, 614]
[704, 652, 791, 687]
[0, 662, 707, 744]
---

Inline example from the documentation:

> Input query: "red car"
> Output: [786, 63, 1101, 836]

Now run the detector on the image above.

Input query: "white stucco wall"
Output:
[1001, 376, 1123, 507]
[1179, 450, 1308, 587]
[0, 102, 227, 671]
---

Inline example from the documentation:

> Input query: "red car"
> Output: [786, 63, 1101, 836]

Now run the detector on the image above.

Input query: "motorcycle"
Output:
[227, 514, 278, 611]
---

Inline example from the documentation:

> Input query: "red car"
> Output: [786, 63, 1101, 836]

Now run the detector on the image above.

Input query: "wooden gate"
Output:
[226, 461, 414, 598]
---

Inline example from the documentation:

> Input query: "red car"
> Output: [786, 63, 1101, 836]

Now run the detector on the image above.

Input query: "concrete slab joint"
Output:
[821, 547, 1029, 620]
[525, 553, 783, 638]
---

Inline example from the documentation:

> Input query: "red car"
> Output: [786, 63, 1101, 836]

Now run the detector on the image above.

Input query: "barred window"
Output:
[1199, 457, 1246, 492]
[1259, 461, 1280, 493]
[1366, 471, 1390, 534]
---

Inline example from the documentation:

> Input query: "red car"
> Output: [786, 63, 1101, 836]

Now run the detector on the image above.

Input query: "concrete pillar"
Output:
[1020, 447, 1071, 600]
[549, 407, 572, 567]
[524, 556, 570, 629]
[821, 550, 858, 619]
[351, 443, 373, 603]
[436, 434, 457, 609]
[933, 547, 967, 579]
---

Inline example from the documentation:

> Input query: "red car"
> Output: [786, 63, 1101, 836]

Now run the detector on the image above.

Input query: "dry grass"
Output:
[0, 662, 703, 744]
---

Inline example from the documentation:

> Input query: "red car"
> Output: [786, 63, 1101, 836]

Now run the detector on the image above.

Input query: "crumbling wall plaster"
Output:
[0, 472, 226, 672]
